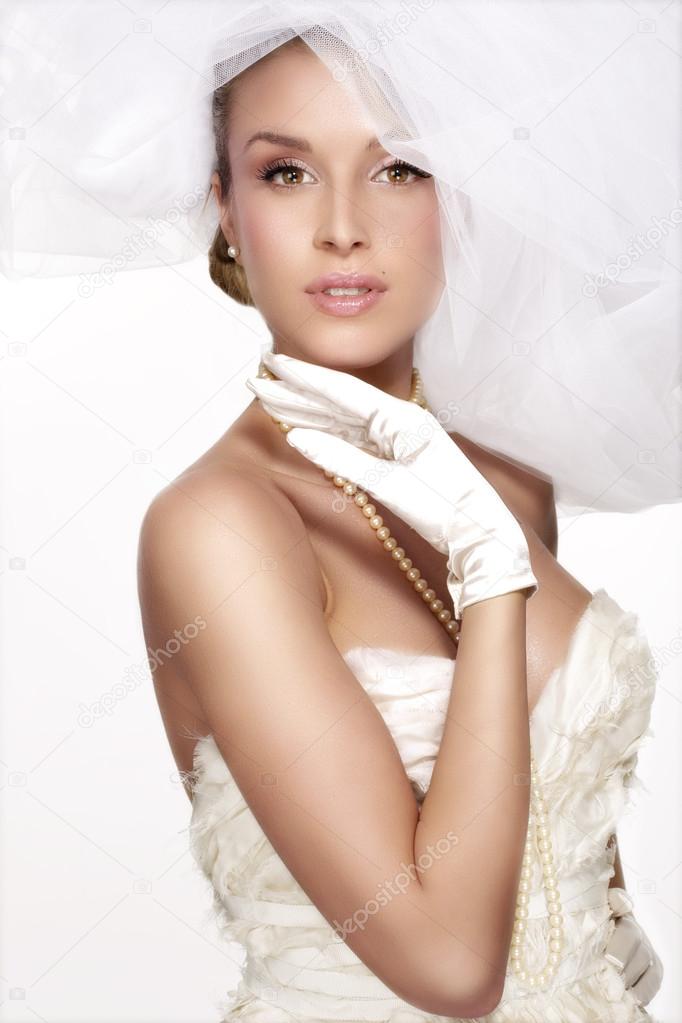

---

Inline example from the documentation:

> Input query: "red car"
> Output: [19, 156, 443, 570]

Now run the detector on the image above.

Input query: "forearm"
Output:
[414, 591, 530, 995]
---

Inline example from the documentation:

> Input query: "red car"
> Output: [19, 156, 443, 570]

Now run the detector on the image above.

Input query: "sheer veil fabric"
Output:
[1, 0, 680, 516]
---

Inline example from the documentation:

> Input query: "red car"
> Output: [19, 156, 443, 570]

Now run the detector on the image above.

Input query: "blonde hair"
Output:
[206, 35, 311, 306]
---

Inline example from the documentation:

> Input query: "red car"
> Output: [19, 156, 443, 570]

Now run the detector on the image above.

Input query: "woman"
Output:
[136, 29, 663, 1022]
[2, 1, 674, 1019]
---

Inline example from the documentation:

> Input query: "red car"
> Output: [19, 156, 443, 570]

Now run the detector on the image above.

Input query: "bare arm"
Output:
[138, 469, 530, 1017]
[450, 444, 632, 899]
[415, 591, 531, 1006]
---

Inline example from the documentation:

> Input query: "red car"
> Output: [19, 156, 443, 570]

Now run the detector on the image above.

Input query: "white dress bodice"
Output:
[185, 588, 658, 1022]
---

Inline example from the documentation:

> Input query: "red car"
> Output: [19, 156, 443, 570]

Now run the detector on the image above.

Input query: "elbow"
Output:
[398, 960, 504, 1019]
[468, 978, 505, 1019]
[406, 986, 502, 1020]
[433, 982, 503, 1021]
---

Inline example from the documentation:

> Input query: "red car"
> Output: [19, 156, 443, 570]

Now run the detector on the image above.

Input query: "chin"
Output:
[284, 330, 406, 369]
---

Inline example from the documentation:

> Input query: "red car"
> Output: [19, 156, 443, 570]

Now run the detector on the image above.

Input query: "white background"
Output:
[1, 257, 680, 1022]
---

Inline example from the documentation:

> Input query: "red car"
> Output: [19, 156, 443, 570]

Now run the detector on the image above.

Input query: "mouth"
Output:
[305, 272, 388, 318]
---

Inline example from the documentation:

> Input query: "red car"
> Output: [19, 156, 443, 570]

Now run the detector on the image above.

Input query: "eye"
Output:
[256, 156, 432, 190]
[375, 159, 432, 185]
[257, 159, 315, 189]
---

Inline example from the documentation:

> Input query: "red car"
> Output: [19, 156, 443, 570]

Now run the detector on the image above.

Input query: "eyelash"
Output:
[257, 157, 432, 189]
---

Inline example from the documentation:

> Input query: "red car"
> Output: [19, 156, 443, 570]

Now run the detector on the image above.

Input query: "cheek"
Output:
[232, 181, 300, 274]
[239, 204, 290, 265]
[399, 195, 444, 301]
[404, 194, 442, 262]
[232, 198, 301, 313]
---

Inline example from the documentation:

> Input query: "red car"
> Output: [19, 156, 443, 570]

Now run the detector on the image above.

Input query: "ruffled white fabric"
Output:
[184, 588, 660, 1021]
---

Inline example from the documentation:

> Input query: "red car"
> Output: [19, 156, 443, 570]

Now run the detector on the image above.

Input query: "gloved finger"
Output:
[607, 886, 634, 918]
[262, 350, 397, 421]
[604, 915, 640, 972]
[255, 393, 365, 442]
[630, 955, 664, 1008]
[285, 427, 383, 483]
[623, 939, 654, 989]
[285, 427, 424, 525]
[246, 376, 361, 431]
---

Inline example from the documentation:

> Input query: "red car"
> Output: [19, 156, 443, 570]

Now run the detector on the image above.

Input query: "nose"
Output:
[312, 187, 372, 256]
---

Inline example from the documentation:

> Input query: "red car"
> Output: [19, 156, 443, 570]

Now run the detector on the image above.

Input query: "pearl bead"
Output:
[256, 360, 565, 994]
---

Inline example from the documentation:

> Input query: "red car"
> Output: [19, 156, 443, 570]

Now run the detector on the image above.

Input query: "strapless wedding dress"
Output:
[185, 588, 659, 1022]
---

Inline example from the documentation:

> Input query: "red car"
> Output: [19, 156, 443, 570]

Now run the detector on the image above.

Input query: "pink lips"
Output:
[305, 272, 388, 318]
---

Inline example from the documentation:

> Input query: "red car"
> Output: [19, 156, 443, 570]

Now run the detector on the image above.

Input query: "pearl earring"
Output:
[227, 244, 240, 259]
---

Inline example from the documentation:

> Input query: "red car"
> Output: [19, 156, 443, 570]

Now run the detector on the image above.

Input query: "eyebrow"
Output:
[242, 130, 384, 155]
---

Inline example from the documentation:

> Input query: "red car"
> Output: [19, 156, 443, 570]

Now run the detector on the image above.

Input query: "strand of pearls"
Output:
[255, 360, 565, 990]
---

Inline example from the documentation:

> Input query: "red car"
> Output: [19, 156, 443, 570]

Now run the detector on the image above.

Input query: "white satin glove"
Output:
[246, 351, 537, 620]
[605, 887, 664, 1007]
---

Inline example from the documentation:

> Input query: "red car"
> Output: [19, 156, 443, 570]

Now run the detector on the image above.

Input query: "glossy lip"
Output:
[305, 271, 388, 318]
[304, 271, 388, 294]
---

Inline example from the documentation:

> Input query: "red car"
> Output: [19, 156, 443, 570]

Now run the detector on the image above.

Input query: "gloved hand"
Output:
[245, 351, 537, 620]
[605, 887, 664, 1007]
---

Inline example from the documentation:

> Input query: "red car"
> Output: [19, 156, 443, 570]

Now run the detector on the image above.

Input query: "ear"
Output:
[210, 171, 239, 255]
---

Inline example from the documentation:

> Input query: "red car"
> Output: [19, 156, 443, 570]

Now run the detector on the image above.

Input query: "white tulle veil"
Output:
[1, 0, 680, 517]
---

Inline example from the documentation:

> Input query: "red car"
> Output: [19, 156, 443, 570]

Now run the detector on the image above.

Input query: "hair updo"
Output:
[206, 35, 311, 306]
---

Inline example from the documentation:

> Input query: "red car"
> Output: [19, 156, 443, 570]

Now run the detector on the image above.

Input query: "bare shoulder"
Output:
[448, 431, 558, 555]
[137, 463, 327, 631]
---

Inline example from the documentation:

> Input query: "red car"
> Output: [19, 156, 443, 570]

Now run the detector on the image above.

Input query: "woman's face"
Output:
[212, 43, 444, 370]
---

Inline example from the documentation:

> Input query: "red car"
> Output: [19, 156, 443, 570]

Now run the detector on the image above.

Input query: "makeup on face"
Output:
[304, 271, 388, 318]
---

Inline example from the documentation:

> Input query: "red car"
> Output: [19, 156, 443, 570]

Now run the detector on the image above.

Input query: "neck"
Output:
[350, 351, 415, 401]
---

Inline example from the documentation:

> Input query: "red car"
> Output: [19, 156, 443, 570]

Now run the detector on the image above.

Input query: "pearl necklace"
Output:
[255, 360, 565, 991]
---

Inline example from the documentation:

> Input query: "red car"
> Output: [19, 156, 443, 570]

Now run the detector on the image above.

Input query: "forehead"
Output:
[229, 43, 379, 150]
